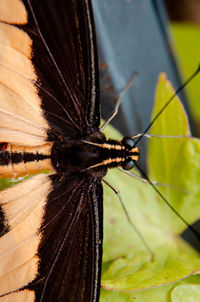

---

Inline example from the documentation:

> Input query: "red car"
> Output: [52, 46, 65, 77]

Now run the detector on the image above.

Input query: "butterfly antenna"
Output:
[135, 162, 200, 243]
[135, 64, 200, 146]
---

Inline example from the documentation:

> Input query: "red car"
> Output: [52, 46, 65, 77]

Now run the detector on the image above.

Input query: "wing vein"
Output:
[26, 0, 82, 121]
[0, 62, 81, 131]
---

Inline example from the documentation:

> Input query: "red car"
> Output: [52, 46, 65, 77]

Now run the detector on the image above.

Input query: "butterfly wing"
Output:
[21, 0, 100, 138]
[33, 175, 103, 302]
[0, 0, 100, 143]
[0, 0, 103, 301]
[0, 175, 103, 302]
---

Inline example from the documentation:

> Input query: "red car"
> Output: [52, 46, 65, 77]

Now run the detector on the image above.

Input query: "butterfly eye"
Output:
[122, 158, 135, 170]
[121, 137, 135, 149]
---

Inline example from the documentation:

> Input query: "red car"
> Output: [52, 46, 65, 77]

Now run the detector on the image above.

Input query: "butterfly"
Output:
[0, 1, 199, 302]
[0, 0, 141, 301]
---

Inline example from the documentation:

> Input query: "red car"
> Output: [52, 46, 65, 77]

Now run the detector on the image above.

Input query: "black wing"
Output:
[0, 0, 100, 143]
[0, 175, 103, 302]
[0, 0, 103, 301]
[31, 175, 103, 302]
[19, 0, 100, 139]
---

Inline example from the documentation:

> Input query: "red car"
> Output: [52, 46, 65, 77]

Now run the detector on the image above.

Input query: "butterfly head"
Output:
[120, 137, 139, 170]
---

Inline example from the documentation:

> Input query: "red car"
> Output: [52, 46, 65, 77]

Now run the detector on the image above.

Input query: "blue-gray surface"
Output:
[92, 0, 187, 137]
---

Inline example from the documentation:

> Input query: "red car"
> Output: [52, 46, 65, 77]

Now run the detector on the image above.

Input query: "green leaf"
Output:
[101, 74, 200, 301]
[171, 23, 200, 124]
[148, 73, 200, 232]
[0, 178, 12, 190]
[100, 275, 200, 302]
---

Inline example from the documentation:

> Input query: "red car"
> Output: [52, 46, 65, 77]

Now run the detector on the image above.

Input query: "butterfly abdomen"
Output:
[0, 143, 52, 178]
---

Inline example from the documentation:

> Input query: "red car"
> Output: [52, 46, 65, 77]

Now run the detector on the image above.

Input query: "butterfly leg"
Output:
[100, 72, 138, 131]
[103, 178, 154, 259]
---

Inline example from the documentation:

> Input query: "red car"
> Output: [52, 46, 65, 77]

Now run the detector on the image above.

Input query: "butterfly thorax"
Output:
[51, 133, 140, 178]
